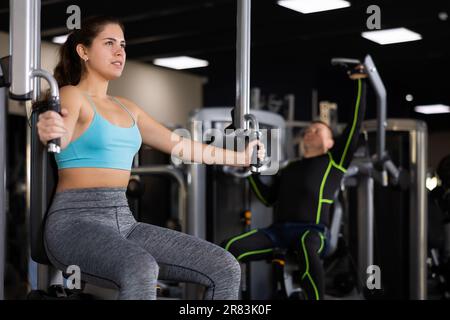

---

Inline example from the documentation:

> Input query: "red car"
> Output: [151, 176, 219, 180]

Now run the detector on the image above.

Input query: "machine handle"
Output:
[244, 113, 263, 173]
[46, 96, 61, 153]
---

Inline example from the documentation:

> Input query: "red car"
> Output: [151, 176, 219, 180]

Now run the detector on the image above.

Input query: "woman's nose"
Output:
[115, 46, 125, 56]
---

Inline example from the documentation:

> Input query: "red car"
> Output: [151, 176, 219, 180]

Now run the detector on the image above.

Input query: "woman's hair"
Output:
[53, 16, 124, 88]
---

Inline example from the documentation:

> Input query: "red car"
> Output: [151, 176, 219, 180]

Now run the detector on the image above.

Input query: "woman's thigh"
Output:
[44, 209, 156, 289]
[125, 222, 239, 284]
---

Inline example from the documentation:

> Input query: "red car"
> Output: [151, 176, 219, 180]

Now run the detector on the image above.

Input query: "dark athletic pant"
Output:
[222, 223, 327, 300]
[44, 187, 241, 300]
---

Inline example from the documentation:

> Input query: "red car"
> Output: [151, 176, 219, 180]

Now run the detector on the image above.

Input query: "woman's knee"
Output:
[215, 249, 241, 284]
[119, 252, 159, 282]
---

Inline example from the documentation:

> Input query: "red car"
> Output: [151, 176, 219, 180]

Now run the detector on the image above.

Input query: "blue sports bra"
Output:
[54, 94, 142, 170]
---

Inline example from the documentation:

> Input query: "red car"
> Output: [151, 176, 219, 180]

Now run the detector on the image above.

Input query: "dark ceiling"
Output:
[1, 0, 449, 131]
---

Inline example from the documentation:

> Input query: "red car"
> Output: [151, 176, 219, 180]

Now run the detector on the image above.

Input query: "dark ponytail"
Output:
[53, 16, 124, 88]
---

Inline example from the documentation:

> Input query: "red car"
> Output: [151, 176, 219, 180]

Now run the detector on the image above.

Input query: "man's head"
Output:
[302, 121, 335, 156]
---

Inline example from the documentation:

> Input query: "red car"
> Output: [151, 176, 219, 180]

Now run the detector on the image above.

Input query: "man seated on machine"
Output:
[222, 78, 366, 300]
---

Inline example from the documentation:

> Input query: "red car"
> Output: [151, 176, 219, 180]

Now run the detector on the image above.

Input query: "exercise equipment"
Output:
[270, 55, 425, 300]
[1, 0, 64, 299]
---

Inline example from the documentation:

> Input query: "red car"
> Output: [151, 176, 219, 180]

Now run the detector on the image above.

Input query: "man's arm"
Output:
[330, 79, 367, 169]
[247, 172, 281, 207]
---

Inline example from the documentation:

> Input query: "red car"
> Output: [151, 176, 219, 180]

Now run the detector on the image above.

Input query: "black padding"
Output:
[30, 103, 58, 265]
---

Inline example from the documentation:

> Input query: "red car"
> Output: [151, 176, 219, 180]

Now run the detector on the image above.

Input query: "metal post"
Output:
[357, 173, 374, 290]
[235, 0, 251, 130]
[364, 55, 386, 162]
[188, 118, 207, 239]
[409, 122, 428, 299]
[250, 87, 261, 110]
[0, 68, 7, 300]
[286, 94, 295, 123]
[9, 0, 33, 100]
[32, 0, 41, 101]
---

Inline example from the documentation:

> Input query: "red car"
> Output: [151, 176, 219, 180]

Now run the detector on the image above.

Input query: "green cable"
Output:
[339, 79, 362, 167]
[225, 229, 258, 251]
[237, 248, 274, 261]
[315, 155, 333, 224]
[300, 231, 320, 300]
[248, 175, 270, 206]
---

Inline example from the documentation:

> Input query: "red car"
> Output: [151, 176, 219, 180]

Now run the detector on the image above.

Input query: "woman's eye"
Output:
[106, 41, 113, 46]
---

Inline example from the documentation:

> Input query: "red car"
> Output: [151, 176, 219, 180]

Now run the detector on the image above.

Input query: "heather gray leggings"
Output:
[43, 187, 241, 300]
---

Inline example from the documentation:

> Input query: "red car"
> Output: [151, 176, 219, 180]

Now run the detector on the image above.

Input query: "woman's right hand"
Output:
[37, 108, 69, 146]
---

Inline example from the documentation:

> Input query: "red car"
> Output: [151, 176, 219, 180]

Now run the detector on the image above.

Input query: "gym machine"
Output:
[1, 0, 63, 299]
[331, 57, 427, 299]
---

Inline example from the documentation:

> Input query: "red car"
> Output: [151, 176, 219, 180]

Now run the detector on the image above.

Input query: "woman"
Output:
[37, 16, 264, 300]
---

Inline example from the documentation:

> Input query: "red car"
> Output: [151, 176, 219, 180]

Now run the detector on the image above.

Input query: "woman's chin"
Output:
[106, 71, 123, 80]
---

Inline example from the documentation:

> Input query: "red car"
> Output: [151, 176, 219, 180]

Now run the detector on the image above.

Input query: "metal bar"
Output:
[235, 0, 251, 130]
[409, 124, 428, 299]
[363, 55, 386, 161]
[32, 0, 41, 101]
[0, 67, 7, 300]
[357, 173, 374, 292]
[188, 118, 207, 239]
[32, 70, 59, 98]
[250, 87, 260, 110]
[9, 0, 33, 100]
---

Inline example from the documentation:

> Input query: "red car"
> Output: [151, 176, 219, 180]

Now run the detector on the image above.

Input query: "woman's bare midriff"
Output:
[56, 168, 131, 192]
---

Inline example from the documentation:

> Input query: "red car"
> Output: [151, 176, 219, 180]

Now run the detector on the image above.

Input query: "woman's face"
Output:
[82, 23, 126, 80]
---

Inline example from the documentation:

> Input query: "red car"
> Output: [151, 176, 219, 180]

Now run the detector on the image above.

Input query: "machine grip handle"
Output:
[250, 130, 262, 173]
[46, 96, 61, 153]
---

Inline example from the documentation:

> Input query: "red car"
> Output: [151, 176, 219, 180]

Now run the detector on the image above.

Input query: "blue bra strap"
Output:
[83, 92, 98, 113]
[110, 96, 137, 125]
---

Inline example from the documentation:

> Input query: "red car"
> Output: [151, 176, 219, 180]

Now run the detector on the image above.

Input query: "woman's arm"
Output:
[37, 85, 82, 149]
[119, 97, 264, 167]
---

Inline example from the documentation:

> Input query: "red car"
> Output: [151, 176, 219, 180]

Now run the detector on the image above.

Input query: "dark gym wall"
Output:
[429, 132, 450, 170]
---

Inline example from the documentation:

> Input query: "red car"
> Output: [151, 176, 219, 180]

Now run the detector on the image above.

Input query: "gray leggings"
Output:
[43, 187, 241, 300]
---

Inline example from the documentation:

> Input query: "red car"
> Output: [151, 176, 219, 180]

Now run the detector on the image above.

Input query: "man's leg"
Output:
[222, 229, 276, 263]
[296, 229, 326, 300]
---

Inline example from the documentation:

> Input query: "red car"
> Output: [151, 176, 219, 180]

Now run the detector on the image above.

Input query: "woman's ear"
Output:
[75, 44, 88, 61]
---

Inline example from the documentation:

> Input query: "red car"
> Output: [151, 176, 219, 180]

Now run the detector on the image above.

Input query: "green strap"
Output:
[224, 229, 258, 251]
[248, 175, 270, 206]
[317, 232, 325, 254]
[237, 248, 274, 261]
[300, 231, 320, 300]
[339, 79, 362, 167]
[224, 229, 274, 261]
[315, 155, 333, 224]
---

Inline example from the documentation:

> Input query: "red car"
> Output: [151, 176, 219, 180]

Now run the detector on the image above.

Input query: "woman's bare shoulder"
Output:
[113, 96, 143, 116]
[59, 85, 84, 108]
